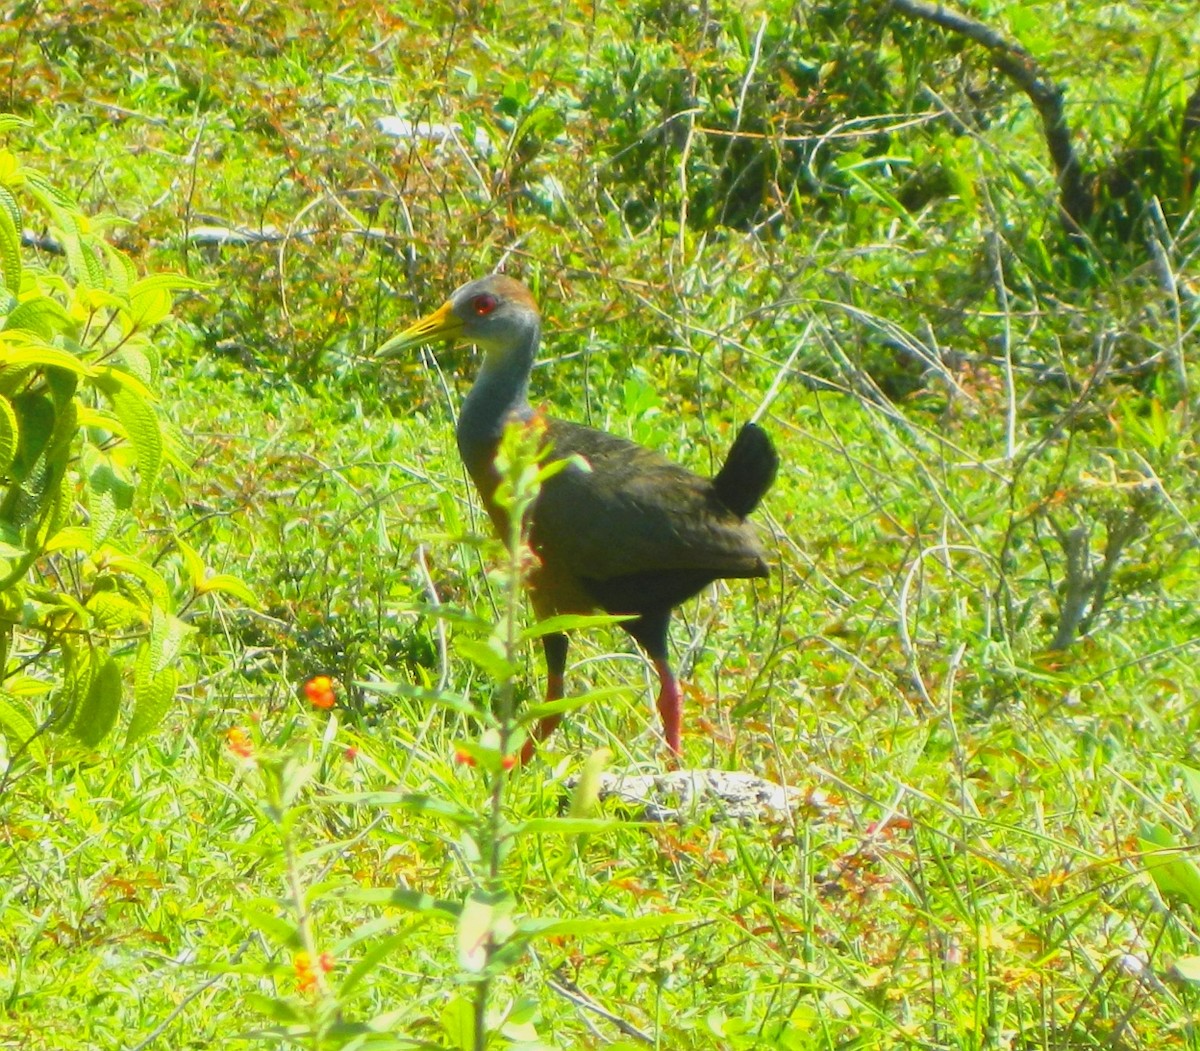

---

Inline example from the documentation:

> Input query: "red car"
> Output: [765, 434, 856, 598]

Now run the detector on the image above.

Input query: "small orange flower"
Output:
[303, 675, 336, 710]
[294, 951, 316, 993]
[343, 746, 359, 762]
[454, 747, 477, 767]
[501, 754, 517, 771]
[226, 727, 254, 759]
[294, 949, 335, 994]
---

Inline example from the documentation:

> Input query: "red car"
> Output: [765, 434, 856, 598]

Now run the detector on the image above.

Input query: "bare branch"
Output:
[890, 0, 1091, 230]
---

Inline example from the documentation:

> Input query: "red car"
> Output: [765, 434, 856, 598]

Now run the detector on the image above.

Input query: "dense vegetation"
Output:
[2, 1, 1199, 1047]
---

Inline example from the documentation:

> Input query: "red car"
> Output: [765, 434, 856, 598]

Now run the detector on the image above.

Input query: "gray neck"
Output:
[455, 318, 540, 476]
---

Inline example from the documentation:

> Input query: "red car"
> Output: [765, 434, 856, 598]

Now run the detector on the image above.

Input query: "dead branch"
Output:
[890, 0, 1092, 230]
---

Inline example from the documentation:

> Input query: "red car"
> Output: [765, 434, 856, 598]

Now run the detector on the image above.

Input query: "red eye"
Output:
[472, 294, 498, 316]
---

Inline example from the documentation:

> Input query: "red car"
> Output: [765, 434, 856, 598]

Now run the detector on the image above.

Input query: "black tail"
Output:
[712, 422, 778, 519]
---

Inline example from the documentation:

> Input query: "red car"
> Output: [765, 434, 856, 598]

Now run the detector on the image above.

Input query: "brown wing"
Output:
[531, 418, 767, 583]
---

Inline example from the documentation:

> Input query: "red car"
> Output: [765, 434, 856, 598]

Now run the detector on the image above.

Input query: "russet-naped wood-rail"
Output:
[379, 274, 778, 761]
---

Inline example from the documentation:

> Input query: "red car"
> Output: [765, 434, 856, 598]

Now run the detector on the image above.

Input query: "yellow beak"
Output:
[377, 300, 464, 359]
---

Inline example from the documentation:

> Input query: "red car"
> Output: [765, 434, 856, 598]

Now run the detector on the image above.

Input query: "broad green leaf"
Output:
[147, 605, 193, 673]
[568, 748, 613, 819]
[0, 393, 17, 477]
[520, 611, 633, 640]
[108, 386, 162, 493]
[0, 185, 20, 294]
[517, 817, 629, 836]
[57, 645, 96, 733]
[236, 902, 302, 947]
[126, 284, 172, 329]
[87, 590, 146, 632]
[440, 996, 476, 1051]
[126, 272, 210, 299]
[116, 344, 153, 386]
[2, 296, 70, 339]
[1139, 822, 1200, 909]
[0, 338, 94, 376]
[97, 551, 173, 610]
[174, 533, 206, 587]
[455, 636, 517, 680]
[92, 364, 154, 401]
[7, 391, 54, 482]
[243, 994, 304, 1025]
[195, 572, 259, 607]
[87, 461, 135, 546]
[70, 654, 123, 747]
[125, 663, 176, 749]
[98, 239, 137, 297]
[44, 525, 90, 553]
[0, 690, 45, 763]
[519, 685, 632, 725]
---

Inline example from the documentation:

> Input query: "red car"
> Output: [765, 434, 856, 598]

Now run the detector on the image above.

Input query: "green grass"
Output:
[3, 0, 1200, 1047]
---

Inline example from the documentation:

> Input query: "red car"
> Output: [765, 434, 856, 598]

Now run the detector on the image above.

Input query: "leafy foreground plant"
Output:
[232, 419, 679, 1049]
[0, 117, 250, 772]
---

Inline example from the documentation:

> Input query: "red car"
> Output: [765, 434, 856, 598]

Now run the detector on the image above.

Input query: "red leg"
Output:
[518, 633, 568, 764]
[653, 656, 683, 755]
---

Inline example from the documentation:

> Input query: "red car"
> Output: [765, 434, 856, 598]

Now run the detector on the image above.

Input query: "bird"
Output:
[378, 274, 778, 761]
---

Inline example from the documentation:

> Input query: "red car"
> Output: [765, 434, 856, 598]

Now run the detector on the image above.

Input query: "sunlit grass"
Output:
[3, 0, 1200, 1047]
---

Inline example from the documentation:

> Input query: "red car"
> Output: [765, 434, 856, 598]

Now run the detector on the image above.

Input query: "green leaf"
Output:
[126, 272, 210, 299]
[195, 572, 259, 607]
[6, 391, 54, 483]
[125, 665, 177, 747]
[57, 645, 96, 735]
[520, 612, 633, 640]
[87, 460, 135, 546]
[236, 902, 302, 948]
[568, 747, 612, 819]
[70, 654, 123, 747]
[1139, 822, 1200, 909]
[2, 296, 70, 339]
[98, 551, 173, 611]
[517, 817, 630, 836]
[148, 606, 192, 672]
[243, 994, 304, 1025]
[455, 636, 517, 680]
[440, 996, 476, 1051]
[0, 394, 18, 478]
[0, 185, 21, 295]
[519, 685, 632, 725]
[126, 283, 172, 329]
[108, 386, 162, 494]
[0, 690, 45, 763]
[86, 590, 146, 632]
[0, 337, 94, 376]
